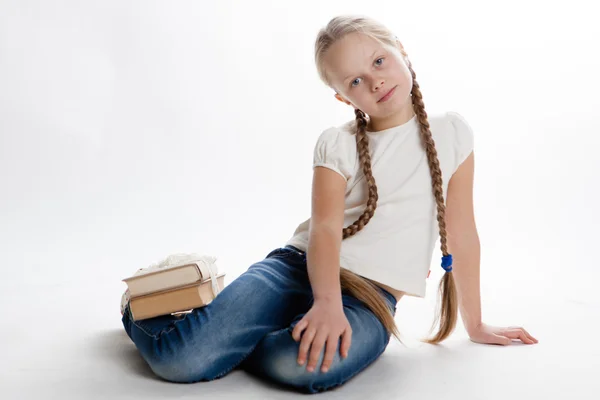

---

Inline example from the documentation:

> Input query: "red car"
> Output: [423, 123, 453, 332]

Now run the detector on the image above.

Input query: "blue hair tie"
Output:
[441, 254, 453, 272]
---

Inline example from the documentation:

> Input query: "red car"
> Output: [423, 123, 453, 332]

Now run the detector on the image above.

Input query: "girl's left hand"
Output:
[469, 322, 538, 345]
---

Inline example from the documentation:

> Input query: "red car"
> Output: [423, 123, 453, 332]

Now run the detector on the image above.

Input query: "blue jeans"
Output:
[121, 245, 398, 394]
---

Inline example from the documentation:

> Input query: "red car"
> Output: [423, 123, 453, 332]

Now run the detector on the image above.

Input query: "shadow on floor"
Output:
[88, 328, 288, 396]
[92, 328, 158, 381]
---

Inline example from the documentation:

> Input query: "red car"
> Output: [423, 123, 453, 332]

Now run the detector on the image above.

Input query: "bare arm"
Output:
[292, 166, 351, 373]
[445, 151, 538, 345]
[306, 166, 347, 303]
[445, 151, 482, 335]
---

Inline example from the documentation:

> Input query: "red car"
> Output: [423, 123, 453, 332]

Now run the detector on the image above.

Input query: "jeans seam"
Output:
[126, 304, 189, 339]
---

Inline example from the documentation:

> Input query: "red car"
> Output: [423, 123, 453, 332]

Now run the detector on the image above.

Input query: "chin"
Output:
[369, 100, 408, 119]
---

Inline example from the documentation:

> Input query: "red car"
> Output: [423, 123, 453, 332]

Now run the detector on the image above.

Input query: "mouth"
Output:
[378, 86, 397, 103]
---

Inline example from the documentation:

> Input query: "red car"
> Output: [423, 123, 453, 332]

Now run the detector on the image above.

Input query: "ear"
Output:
[334, 93, 352, 106]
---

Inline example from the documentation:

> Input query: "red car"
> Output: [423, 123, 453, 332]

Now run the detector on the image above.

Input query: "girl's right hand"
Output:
[291, 298, 352, 373]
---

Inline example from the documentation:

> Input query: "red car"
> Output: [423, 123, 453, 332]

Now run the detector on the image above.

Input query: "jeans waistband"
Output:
[284, 245, 397, 308]
[285, 245, 305, 254]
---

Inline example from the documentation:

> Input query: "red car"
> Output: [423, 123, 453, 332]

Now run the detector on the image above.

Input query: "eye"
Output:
[375, 57, 384, 66]
[351, 78, 361, 87]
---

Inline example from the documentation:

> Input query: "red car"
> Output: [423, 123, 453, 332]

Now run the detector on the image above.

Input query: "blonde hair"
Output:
[314, 15, 457, 344]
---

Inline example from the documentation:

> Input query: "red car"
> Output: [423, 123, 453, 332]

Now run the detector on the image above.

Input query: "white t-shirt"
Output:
[285, 111, 474, 298]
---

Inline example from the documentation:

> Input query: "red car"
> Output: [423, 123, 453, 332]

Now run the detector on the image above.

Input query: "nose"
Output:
[372, 79, 385, 92]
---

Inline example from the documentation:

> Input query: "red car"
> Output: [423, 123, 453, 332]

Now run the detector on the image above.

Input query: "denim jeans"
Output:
[121, 245, 398, 394]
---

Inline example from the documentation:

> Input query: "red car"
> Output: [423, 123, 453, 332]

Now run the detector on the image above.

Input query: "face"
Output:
[324, 32, 414, 129]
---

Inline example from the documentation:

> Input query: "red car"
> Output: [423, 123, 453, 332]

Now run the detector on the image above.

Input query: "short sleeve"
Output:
[312, 127, 352, 181]
[447, 111, 474, 167]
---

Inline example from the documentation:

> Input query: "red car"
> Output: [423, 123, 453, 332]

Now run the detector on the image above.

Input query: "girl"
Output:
[121, 14, 538, 394]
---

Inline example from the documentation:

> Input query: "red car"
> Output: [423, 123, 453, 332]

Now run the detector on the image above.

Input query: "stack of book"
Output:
[121, 253, 225, 321]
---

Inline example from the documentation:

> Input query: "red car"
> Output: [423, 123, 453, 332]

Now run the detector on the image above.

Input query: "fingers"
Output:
[511, 330, 533, 344]
[293, 312, 354, 373]
[307, 332, 328, 372]
[320, 335, 339, 373]
[292, 318, 308, 342]
[322, 326, 352, 372]
[297, 326, 316, 366]
[504, 327, 537, 344]
[340, 326, 352, 358]
[525, 330, 538, 343]
[511, 326, 539, 344]
[491, 333, 512, 345]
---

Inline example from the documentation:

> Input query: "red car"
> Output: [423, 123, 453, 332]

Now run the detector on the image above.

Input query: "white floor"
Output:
[2, 247, 598, 400]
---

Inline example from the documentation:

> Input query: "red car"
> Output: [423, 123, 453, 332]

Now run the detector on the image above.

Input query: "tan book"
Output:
[129, 274, 226, 321]
[122, 257, 217, 297]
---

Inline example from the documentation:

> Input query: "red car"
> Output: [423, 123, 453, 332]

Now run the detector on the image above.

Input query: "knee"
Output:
[147, 350, 221, 383]
[149, 358, 197, 383]
[135, 332, 226, 383]
[252, 330, 339, 394]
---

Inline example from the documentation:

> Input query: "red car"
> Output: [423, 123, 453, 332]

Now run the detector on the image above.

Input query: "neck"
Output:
[367, 103, 416, 132]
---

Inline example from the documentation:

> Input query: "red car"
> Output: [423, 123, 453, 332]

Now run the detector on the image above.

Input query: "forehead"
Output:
[325, 32, 388, 83]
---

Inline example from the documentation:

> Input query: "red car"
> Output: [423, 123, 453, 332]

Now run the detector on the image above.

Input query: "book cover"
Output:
[129, 274, 225, 321]
[122, 253, 219, 297]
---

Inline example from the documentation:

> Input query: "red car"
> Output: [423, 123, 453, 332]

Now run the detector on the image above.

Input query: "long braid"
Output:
[342, 109, 379, 238]
[338, 108, 401, 341]
[408, 65, 449, 257]
[405, 57, 458, 343]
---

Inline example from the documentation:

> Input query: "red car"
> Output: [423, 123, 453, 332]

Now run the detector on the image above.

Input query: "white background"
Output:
[1, 0, 598, 399]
